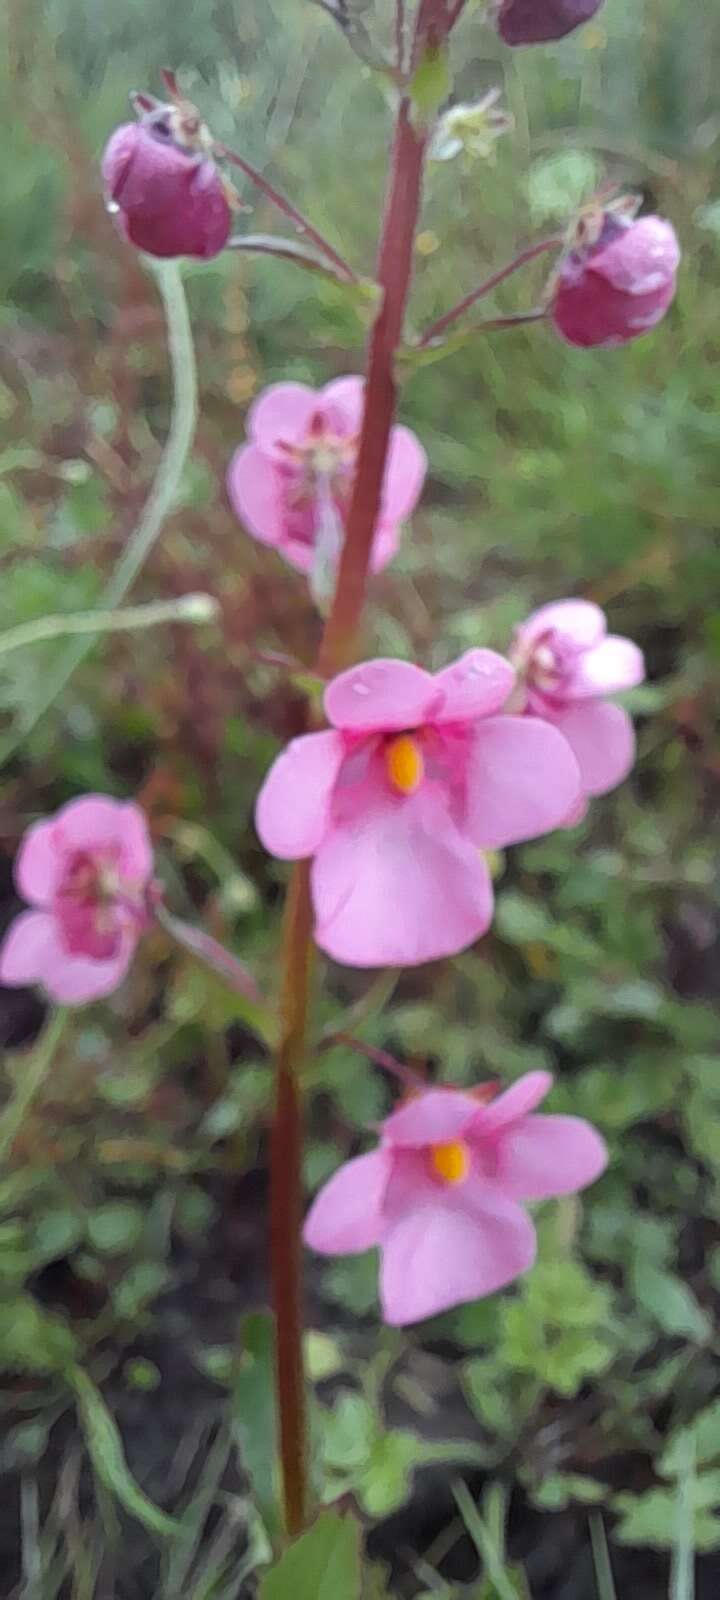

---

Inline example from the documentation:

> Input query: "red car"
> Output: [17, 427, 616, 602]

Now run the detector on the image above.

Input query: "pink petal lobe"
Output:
[247, 383, 317, 455]
[54, 795, 133, 854]
[312, 786, 493, 968]
[382, 425, 427, 524]
[0, 911, 133, 1003]
[570, 635, 645, 697]
[473, 1070, 554, 1134]
[117, 803, 154, 883]
[463, 716, 581, 849]
[369, 519, 402, 574]
[255, 731, 345, 860]
[303, 1150, 390, 1254]
[433, 650, 515, 724]
[380, 1192, 536, 1325]
[324, 658, 436, 734]
[227, 444, 285, 551]
[384, 1089, 480, 1148]
[498, 1114, 608, 1200]
[15, 821, 63, 906]
[551, 701, 635, 795]
[521, 599, 606, 649]
[0, 911, 56, 986]
[319, 375, 366, 435]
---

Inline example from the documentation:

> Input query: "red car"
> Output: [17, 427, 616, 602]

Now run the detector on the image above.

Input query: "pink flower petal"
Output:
[473, 1070, 554, 1134]
[53, 795, 138, 856]
[324, 658, 437, 734]
[247, 383, 318, 455]
[433, 650, 515, 724]
[463, 716, 581, 849]
[551, 701, 636, 796]
[381, 425, 427, 524]
[384, 1089, 480, 1148]
[303, 1150, 390, 1254]
[0, 910, 134, 1003]
[227, 444, 285, 551]
[570, 635, 645, 697]
[380, 1191, 536, 1325]
[255, 731, 345, 860]
[117, 803, 154, 883]
[497, 1114, 608, 1200]
[320, 375, 366, 435]
[369, 520, 402, 574]
[312, 786, 493, 968]
[15, 821, 64, 906]
[521, 599, 606, 649]
[0, 911, 56, 986]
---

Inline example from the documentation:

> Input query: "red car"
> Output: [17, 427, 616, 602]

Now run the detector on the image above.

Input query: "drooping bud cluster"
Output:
[497, 0, 605, 47]
[102, 98, 232, 260]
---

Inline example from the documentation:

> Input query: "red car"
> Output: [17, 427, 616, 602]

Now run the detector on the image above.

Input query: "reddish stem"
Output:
[317, 100, 427, 678]
[219, 144, 358, 284]
[418, 236, 562, 347]
[269, 863, 314, 1536]
[269, 3, 440, 1537]
[328, 1032, 424, 1091]
[464, 308, 549, 335]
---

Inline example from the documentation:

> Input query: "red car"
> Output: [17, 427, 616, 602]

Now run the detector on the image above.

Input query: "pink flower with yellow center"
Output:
[0, 796, 154, 1004]
[304, 1071, 608, 1325]
[255, 652, 581, 967]
[510, 598, 644, 813]
[227, 377, 426, 585]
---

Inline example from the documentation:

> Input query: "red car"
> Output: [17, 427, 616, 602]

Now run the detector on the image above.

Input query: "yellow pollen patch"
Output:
[385, 734, 424, 795]
[430, 1140, 470, 1186]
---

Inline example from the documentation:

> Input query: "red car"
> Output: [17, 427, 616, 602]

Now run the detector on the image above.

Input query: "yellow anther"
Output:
[430, 1140, 470, 1186]
[385, 734, 424, 795]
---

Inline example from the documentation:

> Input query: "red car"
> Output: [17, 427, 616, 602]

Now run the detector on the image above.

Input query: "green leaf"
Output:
[259, 1511, 361, 1600]
[87, 1201, 144, 1255]
[409, 46, 452, 125]
[232, 1312, 278, 1532]
[70, 1366, 180, 1538]
[631, 1260, 711, 1342]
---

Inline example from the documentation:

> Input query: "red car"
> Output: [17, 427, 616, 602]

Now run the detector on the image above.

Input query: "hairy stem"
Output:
[1, 260, 197, 763]
[418, 236, 562, 346]
[270, 79, 429, 1537]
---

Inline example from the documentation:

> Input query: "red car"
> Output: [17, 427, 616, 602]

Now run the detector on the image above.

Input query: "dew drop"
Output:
[106, 200, 120, 215]
[351, 680, 371, 696]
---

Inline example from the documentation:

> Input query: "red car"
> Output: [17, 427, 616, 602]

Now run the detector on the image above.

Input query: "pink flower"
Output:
[227, 378, 426, 584]
[551, 212, 680, 349]
[305, 1071, 607, 1324]
[255, 652, 581, 968]
[511, 599, 644, 809]
[0, 796, 154, 1004]
[497, 0, 605, 45]
[102, 106, 232, 260]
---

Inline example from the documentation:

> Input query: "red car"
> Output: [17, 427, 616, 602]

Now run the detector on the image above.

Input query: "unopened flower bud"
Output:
[497, 0, 605, 46]
[550, 209, 680, 348]
[102, 102, 232, 260]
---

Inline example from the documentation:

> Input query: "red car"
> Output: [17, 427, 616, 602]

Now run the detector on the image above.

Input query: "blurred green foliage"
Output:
[2, 0, 720, 1594]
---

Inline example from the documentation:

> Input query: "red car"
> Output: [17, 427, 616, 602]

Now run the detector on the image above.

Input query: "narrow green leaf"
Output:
[70, 1366, 180, 1538]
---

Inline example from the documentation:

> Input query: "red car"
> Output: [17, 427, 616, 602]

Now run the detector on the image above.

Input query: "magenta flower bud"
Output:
[497, 0, 605, 45]
[551, 212, 680, 349]
[102, 106, 232, 260]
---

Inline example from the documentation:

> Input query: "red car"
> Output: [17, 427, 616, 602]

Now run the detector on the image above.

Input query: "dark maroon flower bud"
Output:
[102, 104, 232, 260]
[550, 210, 680, 349]
[497, 0, 605, 46]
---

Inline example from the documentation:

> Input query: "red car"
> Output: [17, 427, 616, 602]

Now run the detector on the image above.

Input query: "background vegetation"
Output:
[1, 0, 719, 1593]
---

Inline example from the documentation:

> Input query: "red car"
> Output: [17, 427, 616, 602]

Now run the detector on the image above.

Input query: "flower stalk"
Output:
[269, 56, 431, 1537]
